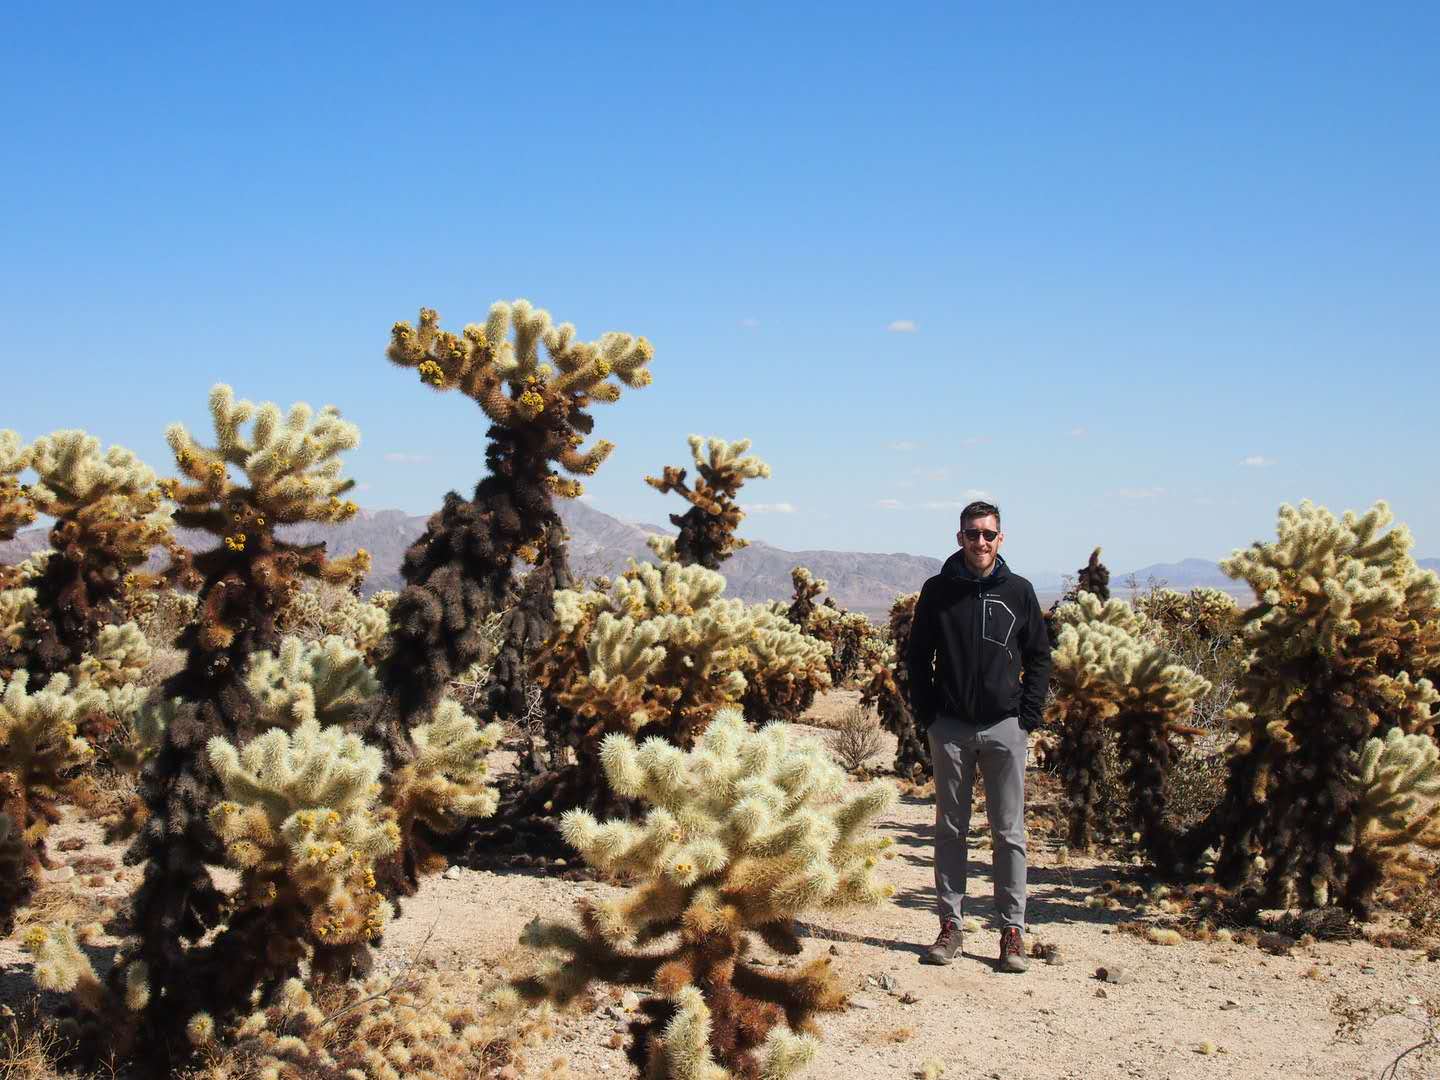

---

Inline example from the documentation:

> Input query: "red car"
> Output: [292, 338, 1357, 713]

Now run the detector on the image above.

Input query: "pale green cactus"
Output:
[0, 586, 36, 650]
[245, 634, 381, 730]
[391, 698, 504, 834]
[1047, 594, 1210, 857]
[525, 708, 892, 1078]
[1215, 500, 1440, 913]
[1348, 728, 1440, 895]
[652, 986, 819, 1080]
[686, 435, 771, 482]
[74, 622, 152, 689]
[207, 720, 400, 944]
[1, 671, 97, 825]
[165, 384, 365, 538]
[27, 430, 173, 534]
[0, 429, 35, 546]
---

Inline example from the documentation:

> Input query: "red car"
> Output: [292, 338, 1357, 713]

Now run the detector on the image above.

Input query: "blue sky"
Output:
[3, 3, 1437, 577]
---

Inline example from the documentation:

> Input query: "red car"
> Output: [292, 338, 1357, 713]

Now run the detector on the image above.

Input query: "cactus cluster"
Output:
[646, 435, 770, 570]
[862, 593, 924, 778]
[1212, 500, 1440, 914]
[783, 569, 883, 691]
[371, 302, 652, 769]
[121, 386, 379, 1063]
[1046, 592, 1211, 861]
[0, 430, 183, 679]
[522, 708, 894, 1078]
[517, 560, 830, 828]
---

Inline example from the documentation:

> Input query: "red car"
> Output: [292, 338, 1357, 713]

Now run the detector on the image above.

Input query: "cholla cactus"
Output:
[22, 925, 149, 1060]
[372, 302, 653, 765]
[860, 593, 926, 779]
[123, 387, 372, 1069]
[246, 634, 380, 731]
[0, 670, 97, 871]
[1351, 728, 1440, 894]
[783, 570, 883, 691]
[522, 562, 829, 828]
[0, 431, 36, 586]
[522, 709, 894, 1078]
[0, 585, 36, 653]
[737, 599, 834, 724]
[276, 581, 391, 659]
[786, 567, 827, 627]
[1214, 500, 1440, 914]
[645, 435, 770, 570]
[1046, 592, 1210, 860]
[0, 430, 178, 678]
[0, 811, 29, 932]
[207, 721, 399, 952]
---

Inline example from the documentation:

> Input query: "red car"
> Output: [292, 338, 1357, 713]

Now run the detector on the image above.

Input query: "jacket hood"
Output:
[941, 550, 1011, 585]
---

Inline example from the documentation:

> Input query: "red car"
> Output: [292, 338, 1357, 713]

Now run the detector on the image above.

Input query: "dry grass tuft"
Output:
[0, 1008, 66, 1080]
[826, 705, 886, 774]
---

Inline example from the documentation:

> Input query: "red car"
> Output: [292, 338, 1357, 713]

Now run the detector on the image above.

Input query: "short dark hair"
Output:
[960, 500, 1001, 530]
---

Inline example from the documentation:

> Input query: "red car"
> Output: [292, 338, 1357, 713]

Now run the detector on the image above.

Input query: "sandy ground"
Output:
[3, 690, 1436, 1079]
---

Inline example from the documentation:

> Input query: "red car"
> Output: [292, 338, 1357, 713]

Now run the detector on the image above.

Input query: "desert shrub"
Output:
[827, 704, 885, 774]
[1212, 501, 1440, 915]
[521, 708, 895, 1079]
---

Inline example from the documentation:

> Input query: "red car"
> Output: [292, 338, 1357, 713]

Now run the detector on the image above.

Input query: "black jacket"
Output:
[906, 552, 1052, 731]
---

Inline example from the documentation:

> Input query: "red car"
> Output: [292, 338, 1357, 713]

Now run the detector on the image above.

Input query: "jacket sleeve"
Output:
[1017, 582, 1052, 731]
[906, 580, 939, 728]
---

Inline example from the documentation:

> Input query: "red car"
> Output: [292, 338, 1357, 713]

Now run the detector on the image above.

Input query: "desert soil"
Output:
[2, 689, 1435, 1079]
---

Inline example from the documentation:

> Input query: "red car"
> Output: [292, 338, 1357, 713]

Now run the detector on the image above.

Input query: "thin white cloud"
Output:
[922, 500, 966, 511]
[384, 452, 432, 464]
[876, 498, 905, 510]
[886, 439, 921, 452]
[739, 317, 759, 329]
[887, 319, 918, 333]
[959, 435, 990, 447]
[743, 502, 796, 514]
[1241, 455, 1276, 467]
[1069, 426, 1089, 438]
[1111, 486, 1167, 500]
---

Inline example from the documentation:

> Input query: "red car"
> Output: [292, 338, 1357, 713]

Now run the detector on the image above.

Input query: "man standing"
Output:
[907, 500, 1051, 971]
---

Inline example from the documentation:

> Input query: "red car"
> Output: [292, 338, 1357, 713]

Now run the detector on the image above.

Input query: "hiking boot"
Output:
[999, 926, 1029, 973]
[921, 919, 962, 965]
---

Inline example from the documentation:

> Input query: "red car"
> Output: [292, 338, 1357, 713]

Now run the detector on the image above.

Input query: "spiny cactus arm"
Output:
[0, 430, 35, 544]
[246, 635, 381, 731]
[164, 385, 361, 531]
[0, 671, 96, 793]
[392, 698, 503, 829]
[652, 987, 733, 1080]
[1356, 729, 1440, 825]
[22, 924, 111, 1014]
[389, 302, 652, 436]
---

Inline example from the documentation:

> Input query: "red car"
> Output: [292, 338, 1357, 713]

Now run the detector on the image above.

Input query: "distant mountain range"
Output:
[3, 505, 1436, 622]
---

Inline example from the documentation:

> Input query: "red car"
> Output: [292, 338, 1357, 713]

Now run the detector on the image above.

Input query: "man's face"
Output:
[957, 513, 1003, 575]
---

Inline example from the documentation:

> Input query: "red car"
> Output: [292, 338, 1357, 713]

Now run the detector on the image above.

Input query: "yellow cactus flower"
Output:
[418, 360, 445, 386]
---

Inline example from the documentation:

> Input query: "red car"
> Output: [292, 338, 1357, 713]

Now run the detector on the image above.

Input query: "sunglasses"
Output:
[962, 528, 999, 542]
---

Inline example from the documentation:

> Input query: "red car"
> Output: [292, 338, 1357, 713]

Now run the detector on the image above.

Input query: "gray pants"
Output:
[928, 714, 1027, 930]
